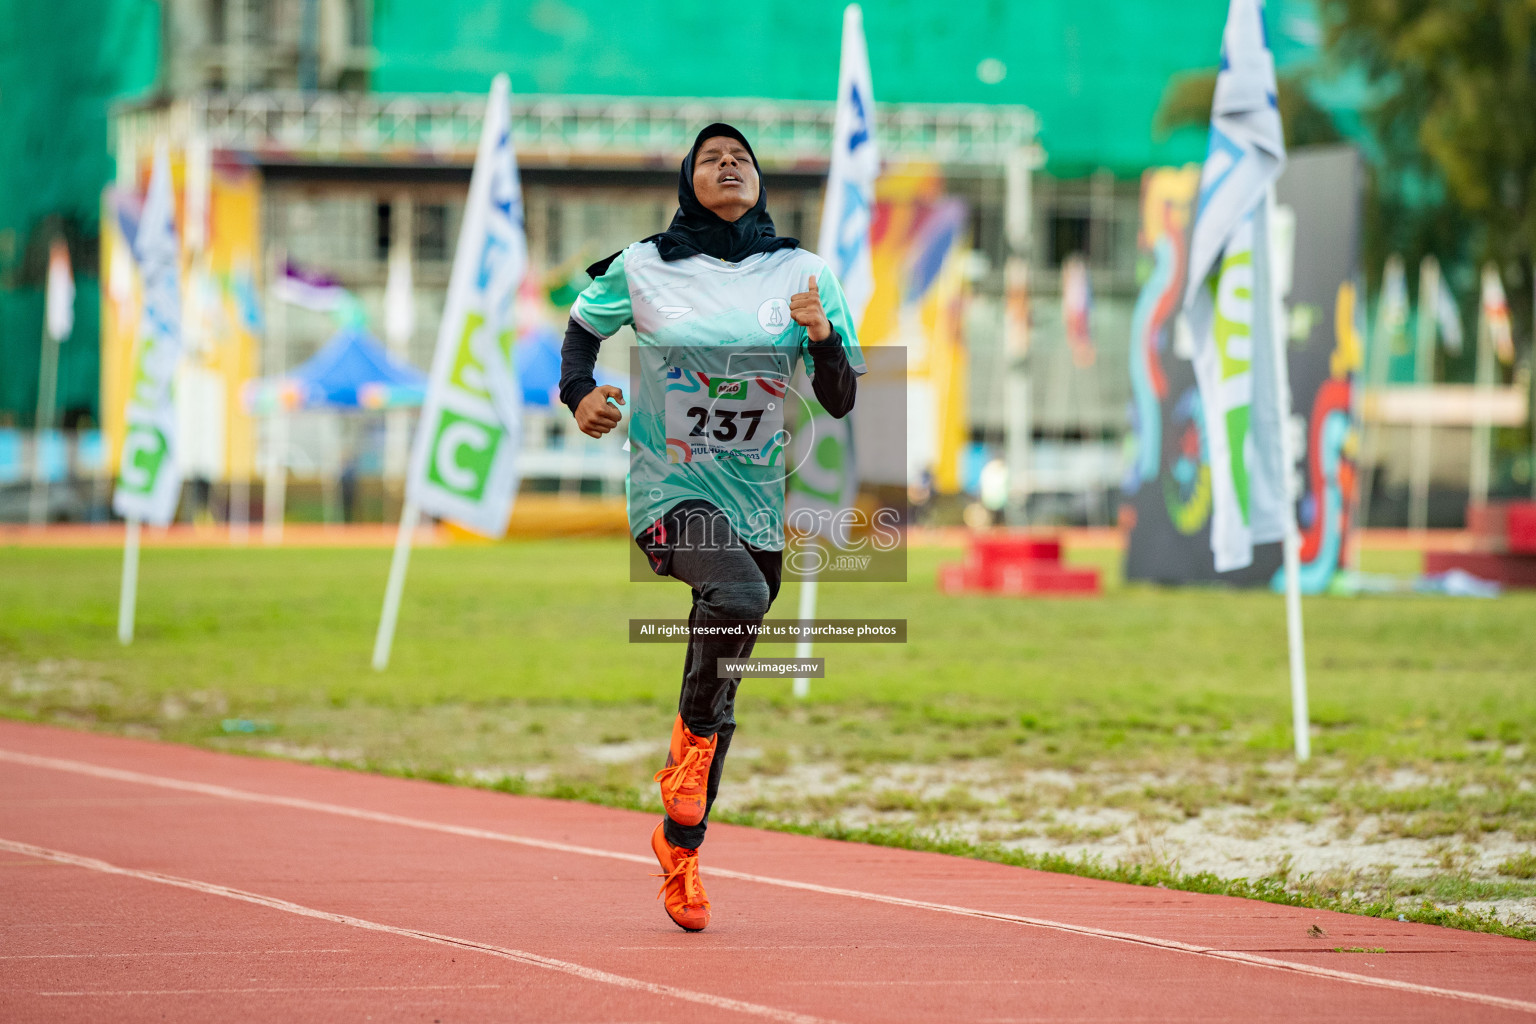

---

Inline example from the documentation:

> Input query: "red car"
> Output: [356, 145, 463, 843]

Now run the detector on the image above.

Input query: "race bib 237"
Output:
[663, 366, 789, 466]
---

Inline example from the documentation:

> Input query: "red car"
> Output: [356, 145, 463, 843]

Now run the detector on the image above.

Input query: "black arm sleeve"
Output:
[807, 327, 859, 419]
[559, 316, 603, 415]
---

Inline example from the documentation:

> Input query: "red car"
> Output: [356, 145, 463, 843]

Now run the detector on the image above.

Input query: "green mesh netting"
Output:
[371, 0, 1326, 177]
[0, 0, 158, 424]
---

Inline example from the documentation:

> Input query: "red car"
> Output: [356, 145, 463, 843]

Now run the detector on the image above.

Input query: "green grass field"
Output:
[2, 539, 1533, 937]
[4, 542, 1531, 740]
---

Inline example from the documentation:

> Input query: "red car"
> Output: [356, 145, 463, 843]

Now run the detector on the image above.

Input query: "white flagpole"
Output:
[371, 196, 419, 664]
[792, 542, 821, 699]
[229, 478, 250, 543]
[372, 498, 420, 670]
[1355, 257, 1400, 559]
[1408, 256, 1439, 532]
[1468, 266, 1497, 510]
[1266, 184, 1309, 762]
[263, 246, 288, 545]
[28, 322, 61, 527]
[31, 238, 72, 527]
[262, 410, 288, 544]
[118, 518, 141, 644]
[1003, 151, 1034, 528]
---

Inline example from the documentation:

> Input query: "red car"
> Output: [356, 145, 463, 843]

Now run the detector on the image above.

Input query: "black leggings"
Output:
[637, 501, 782, 849]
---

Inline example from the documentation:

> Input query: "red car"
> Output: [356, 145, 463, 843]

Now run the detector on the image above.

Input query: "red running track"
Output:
[0, 720, 1532, 1023]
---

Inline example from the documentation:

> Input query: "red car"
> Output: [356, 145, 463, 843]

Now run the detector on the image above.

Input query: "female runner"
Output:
[559, 123, 865, 931]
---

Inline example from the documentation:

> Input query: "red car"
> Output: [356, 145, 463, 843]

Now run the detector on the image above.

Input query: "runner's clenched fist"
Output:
[790, 274, 832, 342]
[575, 385, 625, 438]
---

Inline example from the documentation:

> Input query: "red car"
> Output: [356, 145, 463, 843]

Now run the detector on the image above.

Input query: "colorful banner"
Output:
[926, 236, 970, 493]
[858, 175, 968, 492]
[1125, 148, 1363, 590]
[102, 156, 261, 485]
[1278, 277, 1361, 594]
[1061, 253, 1094, 369]
[100, 188, 140, 476]
[405, 74, 526, 538]
[1123, 165, 1199, 500]
[1183, 0, 1288, 573]
[181, 162, 263, 483]
[112, 148, 184, 526]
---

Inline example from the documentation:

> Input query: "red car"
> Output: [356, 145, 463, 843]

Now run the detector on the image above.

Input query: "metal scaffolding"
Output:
[115, 91, 1041, 174]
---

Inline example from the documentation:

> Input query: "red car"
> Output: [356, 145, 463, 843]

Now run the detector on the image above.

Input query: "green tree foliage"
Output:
[1320, 0, 1536, 353]
[1155, 72, 1346, 150]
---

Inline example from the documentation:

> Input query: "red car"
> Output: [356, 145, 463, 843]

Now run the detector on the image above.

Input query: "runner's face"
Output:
[692, 137, 759, 223]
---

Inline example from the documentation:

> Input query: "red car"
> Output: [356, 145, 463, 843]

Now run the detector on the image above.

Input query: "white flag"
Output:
[1435, 277, 1464, 356]
[791, 3, 876, 549]
[1378, 255, 1409, 355]
[1481, 264, 1514, 365]
[1182, 0, 1288, 573]
[816, 3, 878, 323]
[45, 239, 74, 342]
[384, 227, 416, 349]
[275, 260, 349, 312]
[113, 146, 184, 527]
[405, 74, 526, 537]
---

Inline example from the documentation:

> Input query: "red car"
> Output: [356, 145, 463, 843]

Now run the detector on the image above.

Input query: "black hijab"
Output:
[586, 123, 797, 277]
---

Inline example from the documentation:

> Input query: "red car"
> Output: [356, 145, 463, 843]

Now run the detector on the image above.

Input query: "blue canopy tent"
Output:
[513, 322, 624, 408]
[243, 327, 427, 535]
[246, 321, 620, 412]
[244, 326, 427, 413]
[515, 324, 563, 407]
[244, 323, 620, 535]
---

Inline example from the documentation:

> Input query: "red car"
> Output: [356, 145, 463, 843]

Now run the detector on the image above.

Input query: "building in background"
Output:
[2, 0, 1349, 522]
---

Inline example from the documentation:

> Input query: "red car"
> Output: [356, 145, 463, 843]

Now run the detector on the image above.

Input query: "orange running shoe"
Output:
[651, 821, 710, 931]
[653, 716, 717, 827]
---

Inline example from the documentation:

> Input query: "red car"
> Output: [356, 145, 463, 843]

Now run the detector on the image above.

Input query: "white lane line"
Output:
[3, 949, 351, 960]
[614, 945, 938, 951]
[0, 838, 835, 1024]
[39, 984, 504, 997]
[3, 748, 1534, 1016]
[0, 749, 652, 865]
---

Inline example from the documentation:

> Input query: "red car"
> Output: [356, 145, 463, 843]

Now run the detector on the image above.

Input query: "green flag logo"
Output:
[118, 425, 168, 495]
[427, 409, 501, 501]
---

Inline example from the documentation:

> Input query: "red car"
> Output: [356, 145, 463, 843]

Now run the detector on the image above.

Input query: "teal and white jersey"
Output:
[571, 241, 867, 551]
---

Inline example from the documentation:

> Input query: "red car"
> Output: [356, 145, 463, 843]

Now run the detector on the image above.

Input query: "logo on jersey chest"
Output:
[758, 297, 792, 336]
